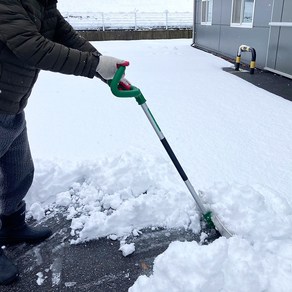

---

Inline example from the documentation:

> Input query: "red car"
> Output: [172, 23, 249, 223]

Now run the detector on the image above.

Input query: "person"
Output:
[0, 0, 130, 285]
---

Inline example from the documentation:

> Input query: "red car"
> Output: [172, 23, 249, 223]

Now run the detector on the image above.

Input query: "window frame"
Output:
[230, 0, 255, 28]
[201, 0, 213, 25]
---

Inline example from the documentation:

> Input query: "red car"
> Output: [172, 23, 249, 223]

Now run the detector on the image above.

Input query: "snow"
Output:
[24, 38, 292, 291]
[36, 272, 45, 286]
[130, 237, 292, 292]
[57, 0, 193, 13]
[119, 242, 136, 257]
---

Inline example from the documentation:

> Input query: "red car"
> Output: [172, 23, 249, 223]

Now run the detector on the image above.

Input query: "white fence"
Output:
[63, 11, 193, 30]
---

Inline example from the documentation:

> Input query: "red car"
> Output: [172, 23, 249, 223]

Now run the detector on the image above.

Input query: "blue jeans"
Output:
[0, 112, 34, 215]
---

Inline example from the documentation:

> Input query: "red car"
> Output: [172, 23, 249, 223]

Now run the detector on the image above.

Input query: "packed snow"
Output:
[24, 38, 292, 291]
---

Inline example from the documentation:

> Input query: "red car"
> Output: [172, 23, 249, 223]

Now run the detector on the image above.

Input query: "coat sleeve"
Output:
[54, 9, 100, 54]
[0, 1, 99, 78]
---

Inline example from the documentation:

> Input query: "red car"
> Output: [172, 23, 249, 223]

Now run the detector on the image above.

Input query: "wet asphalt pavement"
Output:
[223, 67, 292, 101]
[1, 213, 214, 292]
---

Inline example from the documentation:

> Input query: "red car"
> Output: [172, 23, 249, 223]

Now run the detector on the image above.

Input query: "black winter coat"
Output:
[0, 0, 100, 114]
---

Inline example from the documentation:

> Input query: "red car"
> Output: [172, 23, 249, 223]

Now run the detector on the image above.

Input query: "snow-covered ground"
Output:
[25, 39, 292, 291]
[58, 0, 193, 13]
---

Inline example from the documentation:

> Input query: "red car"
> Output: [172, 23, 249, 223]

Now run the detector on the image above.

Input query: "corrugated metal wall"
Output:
[193, 0, 273, 69]
[265, 0, 292, 78]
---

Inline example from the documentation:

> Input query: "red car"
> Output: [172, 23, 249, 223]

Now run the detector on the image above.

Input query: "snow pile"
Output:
[131, 184, 292, 291]
[27, 152, 200, 242]
[27, 155, 292, 291]
[130, 236, 292, 292]
[202, 183, 292, 242]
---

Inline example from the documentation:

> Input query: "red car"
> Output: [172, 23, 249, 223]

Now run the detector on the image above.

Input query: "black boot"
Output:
[0, 249, 19, 285]
[0, 201, 52, 245]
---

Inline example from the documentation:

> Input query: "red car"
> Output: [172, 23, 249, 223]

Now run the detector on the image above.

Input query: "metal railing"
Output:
[63, 11, 193, 31]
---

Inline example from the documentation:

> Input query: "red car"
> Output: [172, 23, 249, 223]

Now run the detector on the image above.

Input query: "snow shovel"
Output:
[108, 66, 232, 238]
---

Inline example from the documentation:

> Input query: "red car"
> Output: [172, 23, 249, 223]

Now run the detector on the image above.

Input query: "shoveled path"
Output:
[1, 214, 217, 291]
[223, 67, 292, 101]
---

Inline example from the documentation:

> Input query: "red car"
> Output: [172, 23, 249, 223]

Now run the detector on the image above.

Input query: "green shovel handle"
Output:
[109, 66, 141, 98]
[108, 66, 146, 105]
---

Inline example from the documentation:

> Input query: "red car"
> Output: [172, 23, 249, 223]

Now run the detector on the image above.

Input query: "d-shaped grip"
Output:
[109, 66, 141, 98]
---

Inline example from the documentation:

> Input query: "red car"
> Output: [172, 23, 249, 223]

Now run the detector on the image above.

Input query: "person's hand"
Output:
[96, 55, 129, 80]
[96, 55, 131, 90]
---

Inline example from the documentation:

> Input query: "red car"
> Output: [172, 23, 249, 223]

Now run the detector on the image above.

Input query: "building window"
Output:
[201, 0, 213, 25]
[231, 0, 255, 27]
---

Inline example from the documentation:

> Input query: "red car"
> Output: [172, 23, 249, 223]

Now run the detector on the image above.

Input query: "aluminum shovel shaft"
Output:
[108, 66, 232, 238]
[140, 102, 206, 214]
